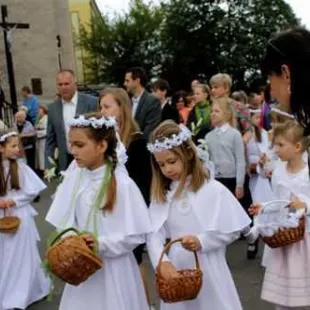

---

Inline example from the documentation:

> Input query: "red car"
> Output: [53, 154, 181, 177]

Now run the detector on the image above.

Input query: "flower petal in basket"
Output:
[256, 200, 305, 248]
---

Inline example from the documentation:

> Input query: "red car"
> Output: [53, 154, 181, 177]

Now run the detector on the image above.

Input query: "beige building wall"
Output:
[0, 0, 76, 104]
[69, 0, 102, 83]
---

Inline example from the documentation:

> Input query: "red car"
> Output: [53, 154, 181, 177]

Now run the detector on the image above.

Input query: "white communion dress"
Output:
[0, 160, 49, 310]
[147, 178, 251, 310]
[246, 129, 274, 203]
[261, 162, 310, 307]
[46, 163, 151, 310]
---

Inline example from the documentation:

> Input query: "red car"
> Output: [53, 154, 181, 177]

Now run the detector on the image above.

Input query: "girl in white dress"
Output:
[146, 120, 251, 310]
[246, 108, 273, 203]
[0, 131, 49, 310]
[46, 113, 151, 310]
[250, 120, 310, 309]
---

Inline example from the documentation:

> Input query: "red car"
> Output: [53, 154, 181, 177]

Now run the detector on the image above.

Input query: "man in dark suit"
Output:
[45, 69, 97, 171]
[124, 67, 161, 139]
[151, 79, 179, 123]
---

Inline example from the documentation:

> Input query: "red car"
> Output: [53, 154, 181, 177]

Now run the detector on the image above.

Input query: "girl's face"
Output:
[154, 149, 184, 181]
[38, 107, 45, 118]
[268, 70, 290, 110]
[194, 87, 208, 103]
[251, 113, 261, 127]
[274, 134, 302, 162]
[69, 128, 107, 170]
[0, 136, 20, 160]
[100, 94, 121, 122]
[211, 103, 225, 126]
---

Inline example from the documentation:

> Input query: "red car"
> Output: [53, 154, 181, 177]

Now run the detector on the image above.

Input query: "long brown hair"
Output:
[82, 113, 118, 212]
[150, 121, 208, 203]
[0, 132, 20, 196]
[250, 110, 262, 143]
[99, 88, 140, 148]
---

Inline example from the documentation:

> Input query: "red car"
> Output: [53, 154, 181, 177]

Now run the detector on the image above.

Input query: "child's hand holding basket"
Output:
[156, 238, 203, 303]
[45, 227, 103, 286]
[255, 199, 306, 248]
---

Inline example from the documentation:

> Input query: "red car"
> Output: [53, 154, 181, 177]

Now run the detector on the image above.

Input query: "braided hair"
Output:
[83, 113, 118, 212]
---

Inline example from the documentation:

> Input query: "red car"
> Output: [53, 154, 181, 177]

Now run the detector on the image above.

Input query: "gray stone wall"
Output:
[0, 0, 75, 104]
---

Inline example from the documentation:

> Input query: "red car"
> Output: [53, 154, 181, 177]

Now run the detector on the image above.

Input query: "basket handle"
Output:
[261, 200, 291, 212]
[49, 227, 80, 247]
[157, 238, 200, 270]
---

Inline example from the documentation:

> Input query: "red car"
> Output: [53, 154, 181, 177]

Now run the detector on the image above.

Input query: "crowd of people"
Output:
[0, 27, 310, 310]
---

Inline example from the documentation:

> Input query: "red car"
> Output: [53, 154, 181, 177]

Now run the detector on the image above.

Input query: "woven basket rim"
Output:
[46, 234, 103, 268]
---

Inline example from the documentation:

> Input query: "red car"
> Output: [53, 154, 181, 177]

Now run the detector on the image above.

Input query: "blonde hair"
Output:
[193, 84, 211, 99]
[150, 120, 208, 203]
[212, 97, 237, 127]
[99, 88, 140, 148]
[210, 73, 232, 92]
[273, 120, 310, 152]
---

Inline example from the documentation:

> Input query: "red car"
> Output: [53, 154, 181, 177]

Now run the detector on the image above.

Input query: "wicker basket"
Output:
[0, 207, 21, 234]
[259, 200, 305, 249]
[156, 238, 203, 303]
[45, 227, 103, 286]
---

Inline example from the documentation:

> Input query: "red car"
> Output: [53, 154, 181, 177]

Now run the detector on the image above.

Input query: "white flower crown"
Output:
[0, 132, 18, 143]
[271, 107, 294, 119]
[67, 115, 117, 129]
[147, 124, 192, 153]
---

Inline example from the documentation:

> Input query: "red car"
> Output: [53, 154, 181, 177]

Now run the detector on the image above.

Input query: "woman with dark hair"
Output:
[262, 27, 310, 129]
[259, 27, 310, 310]
[172, 90, 191, 124]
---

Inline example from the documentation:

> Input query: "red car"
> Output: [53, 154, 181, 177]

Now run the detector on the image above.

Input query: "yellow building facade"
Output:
[69, 0, 101, 82]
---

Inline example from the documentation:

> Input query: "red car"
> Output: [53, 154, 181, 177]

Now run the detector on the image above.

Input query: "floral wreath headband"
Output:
[67, 115, 117, 129]
[0, 132, 18, 144]
[147, 124, 192, 154]
[271, 107, 295, 119]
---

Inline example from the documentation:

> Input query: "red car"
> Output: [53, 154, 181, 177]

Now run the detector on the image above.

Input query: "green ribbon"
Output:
[195, 100, 211, 127]
[44, 162, 112, 300]
[85, 161, 112, 238]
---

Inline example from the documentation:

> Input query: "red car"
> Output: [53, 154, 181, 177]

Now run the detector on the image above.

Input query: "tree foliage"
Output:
[80, 0, 164, 84]
[80, 0, 299, 90]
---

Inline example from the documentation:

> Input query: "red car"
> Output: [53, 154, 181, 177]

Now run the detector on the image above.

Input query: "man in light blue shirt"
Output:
[21, 86, 39, 125]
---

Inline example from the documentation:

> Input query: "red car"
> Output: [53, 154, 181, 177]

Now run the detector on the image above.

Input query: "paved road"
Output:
[28, 182, 276, 310]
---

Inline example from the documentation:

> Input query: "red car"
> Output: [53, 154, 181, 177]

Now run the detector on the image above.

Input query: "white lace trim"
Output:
[147, 124, 192, 153]
[0, 132, 18, 143]
[68, 115, 117, 129]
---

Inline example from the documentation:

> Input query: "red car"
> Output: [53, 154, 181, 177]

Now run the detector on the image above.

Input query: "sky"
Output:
[96, 0, 310, 29]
